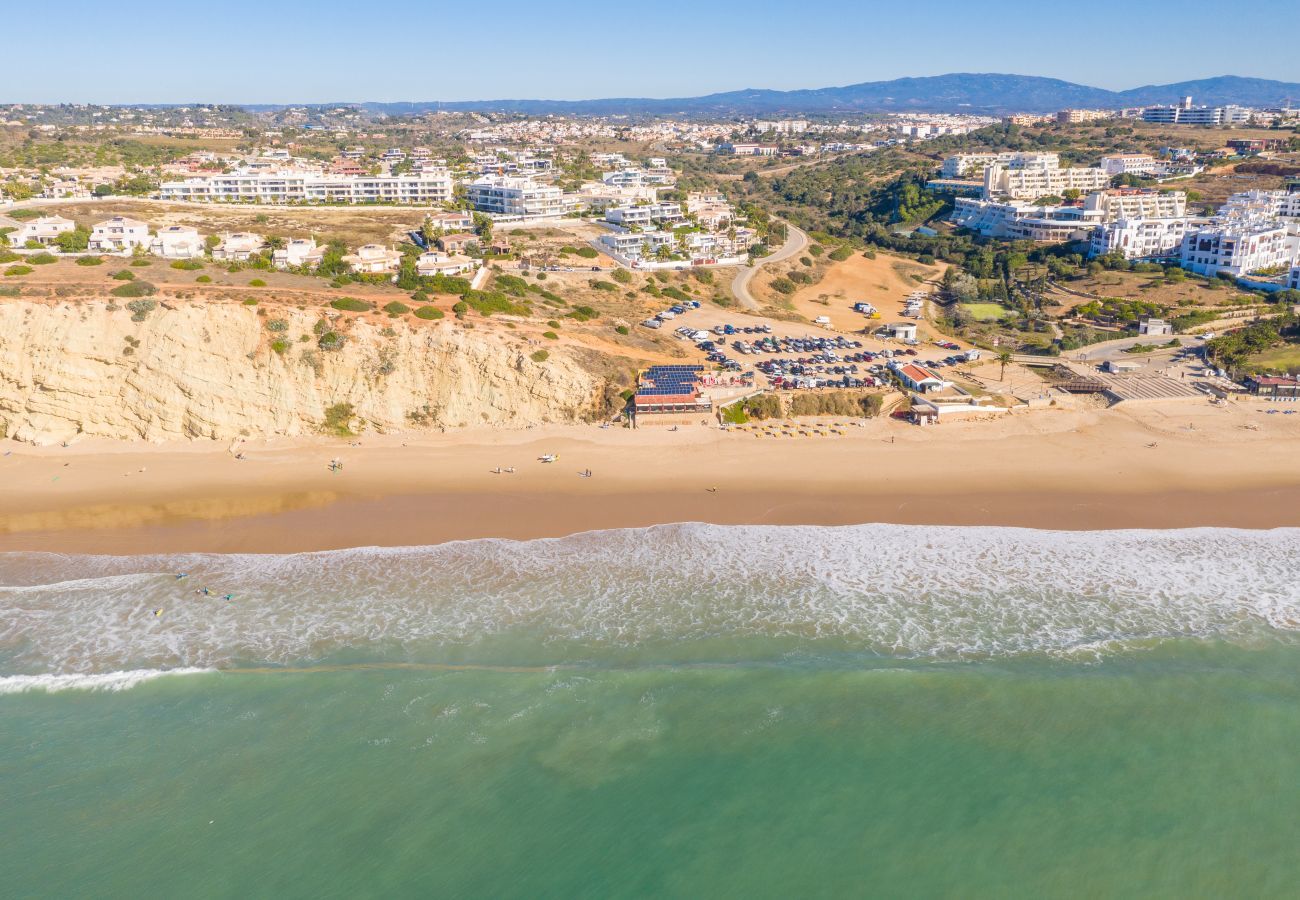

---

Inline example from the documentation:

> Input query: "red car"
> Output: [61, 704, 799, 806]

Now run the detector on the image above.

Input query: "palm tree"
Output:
[996, 350, 1013, 381]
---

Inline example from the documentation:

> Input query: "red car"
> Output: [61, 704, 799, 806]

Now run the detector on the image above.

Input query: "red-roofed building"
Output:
[889, 361, 950, 393]
[1243, 375, 1300, 398]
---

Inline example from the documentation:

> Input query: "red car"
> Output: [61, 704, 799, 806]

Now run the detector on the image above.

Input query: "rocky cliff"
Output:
[0, 300, 605, 444]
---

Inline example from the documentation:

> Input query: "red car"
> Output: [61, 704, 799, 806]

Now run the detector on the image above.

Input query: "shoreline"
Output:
[4, 402, 1300, 553]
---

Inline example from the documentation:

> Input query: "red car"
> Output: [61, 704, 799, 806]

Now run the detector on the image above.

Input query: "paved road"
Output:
[729, 222, 808, 310]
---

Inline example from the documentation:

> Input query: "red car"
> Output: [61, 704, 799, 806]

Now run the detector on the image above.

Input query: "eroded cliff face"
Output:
[0, 301, 604, 444]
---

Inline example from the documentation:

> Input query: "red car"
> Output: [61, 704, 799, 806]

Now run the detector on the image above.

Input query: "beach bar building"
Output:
[634, 365, 712, 414]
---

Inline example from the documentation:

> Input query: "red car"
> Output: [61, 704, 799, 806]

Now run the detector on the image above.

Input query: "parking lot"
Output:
[641, 303, 981, 391]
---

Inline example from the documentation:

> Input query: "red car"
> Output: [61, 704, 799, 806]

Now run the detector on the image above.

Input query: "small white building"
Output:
[416, 251, 479, 277]
[211, 232, 267, 262]
[885, 322, 918, 341]
[150, 224, 205, 259]
[89, 216, 150, 254]
[273, 237, 325, 269]
[343, 243, 402, 275]
[1138, 317, 1173, 336]
[13, 215, 75, 246]
[1289, 265, 1300, 291]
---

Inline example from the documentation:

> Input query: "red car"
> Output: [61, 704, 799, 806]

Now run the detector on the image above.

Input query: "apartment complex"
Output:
[160, 169, 454, 205]
[983, 160, 1110, 201]
[1141, 97, 1250, 125]
[1084, 189, 1186, 220]
[1091, 217, 1195, 260]
[1178, 219, 1298, 277]
[1099, 154, 1161, 177]
[465, 176, 573, 218]
[940, 152, 1059, 178]
[606, 202, 685, 229]
[951, 198, 1102, 242]
[1057, 109, 1111, 124]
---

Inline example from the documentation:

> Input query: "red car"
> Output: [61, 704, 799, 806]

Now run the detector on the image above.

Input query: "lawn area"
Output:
[1243, 345, 1300, 374]
[960, 302, 1009, 321]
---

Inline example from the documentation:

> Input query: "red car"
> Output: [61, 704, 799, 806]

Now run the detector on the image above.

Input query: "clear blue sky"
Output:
[10, 0, 1297, 104]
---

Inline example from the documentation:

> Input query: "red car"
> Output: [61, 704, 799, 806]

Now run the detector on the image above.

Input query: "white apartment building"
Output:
[983, 161, 1110, 201]
[1219, 189, 1300, 220]
[211, 232, 267, 262]
[273, 237, 325, 269]
[342, 243, 402, 274]
[89, 216, 150, 253]
[1179, 218, 1299, 277]
[599, 230, 675, 261]
[1091, 217, 1195, 259]
[465, 176, 572, 218]
[150, 224, 205, 259]
[160, 169, 453, 205]
[753, 120, 809, 134]
[1083, 189, 1187, 220]
[12, 215, 75, 246]
[606, 202, 684, 228]
[601, 167, 672, 188]
[1099, 154, 1161, 177]
[1142, 97, 1250, 126]
[951, 198, 1102, 242]
[940, 152, 1059, 178]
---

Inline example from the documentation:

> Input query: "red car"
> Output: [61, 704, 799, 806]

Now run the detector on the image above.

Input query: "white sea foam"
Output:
[0, 667, 215, 694]
[1, 523, 1298, 673]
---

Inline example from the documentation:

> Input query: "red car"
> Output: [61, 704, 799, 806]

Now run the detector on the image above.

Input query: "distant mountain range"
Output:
[358, 74, 1300, 117]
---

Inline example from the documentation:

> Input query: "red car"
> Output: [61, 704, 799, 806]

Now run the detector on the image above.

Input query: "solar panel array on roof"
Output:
[637, 365, 704, 397]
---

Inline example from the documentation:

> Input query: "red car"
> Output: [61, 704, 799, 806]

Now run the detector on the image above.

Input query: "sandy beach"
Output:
[3, 399, 1300, 553]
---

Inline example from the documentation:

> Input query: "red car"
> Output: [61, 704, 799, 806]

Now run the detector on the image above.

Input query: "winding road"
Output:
[729, 222, 808, 310]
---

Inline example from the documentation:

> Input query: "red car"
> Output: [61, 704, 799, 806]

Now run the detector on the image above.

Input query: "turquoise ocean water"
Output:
[3, 524, 1299, 898]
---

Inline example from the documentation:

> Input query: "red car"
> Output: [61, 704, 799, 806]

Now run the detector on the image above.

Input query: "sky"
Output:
[8, 0, 1298, 104]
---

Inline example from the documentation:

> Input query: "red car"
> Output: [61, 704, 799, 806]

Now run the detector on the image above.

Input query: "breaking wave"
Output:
[0, 668, 215, 694]
[1, 523, 1298, 675]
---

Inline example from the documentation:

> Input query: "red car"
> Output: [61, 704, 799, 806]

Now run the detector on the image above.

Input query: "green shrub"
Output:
[317, 330, 346, 351]
[75, 256, 105, 266]
[828, 245, 854, 262]
[542, 330, 558, 340]
[242, 297, 258, 305]
[195, 275, 212, 283]
[383, 300, 411, 315]
[452, 300, 468, 318]
[111, 269, 135, 281]
[4, 265, 33, 276]
[575, 246, 598, 259]
[611, 268, 633, 284]
[413, 305, 444, 320]
[248, 278, 267, 287]
[28, 252, 57, 265]
[126, 298, 157, 321]
[614, 325, 629, 335]
[321, 402, 355, 436]
[266, 318, 289, 332]
[130, 258, 152, 267]
[271, 339, 290, 355]
[461, 289, 528, 316]
[330, 297, 372, 312]
[494, 274, 530, 296]
[591, 280, 618, 292]
[0, 249, 18, 263]
[530, 350, 549, 362]
[111, 281, 157, 298]
[170, 259, 203, 270]
[770, 277, 796, 295]
[567, 305, 598, 322]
